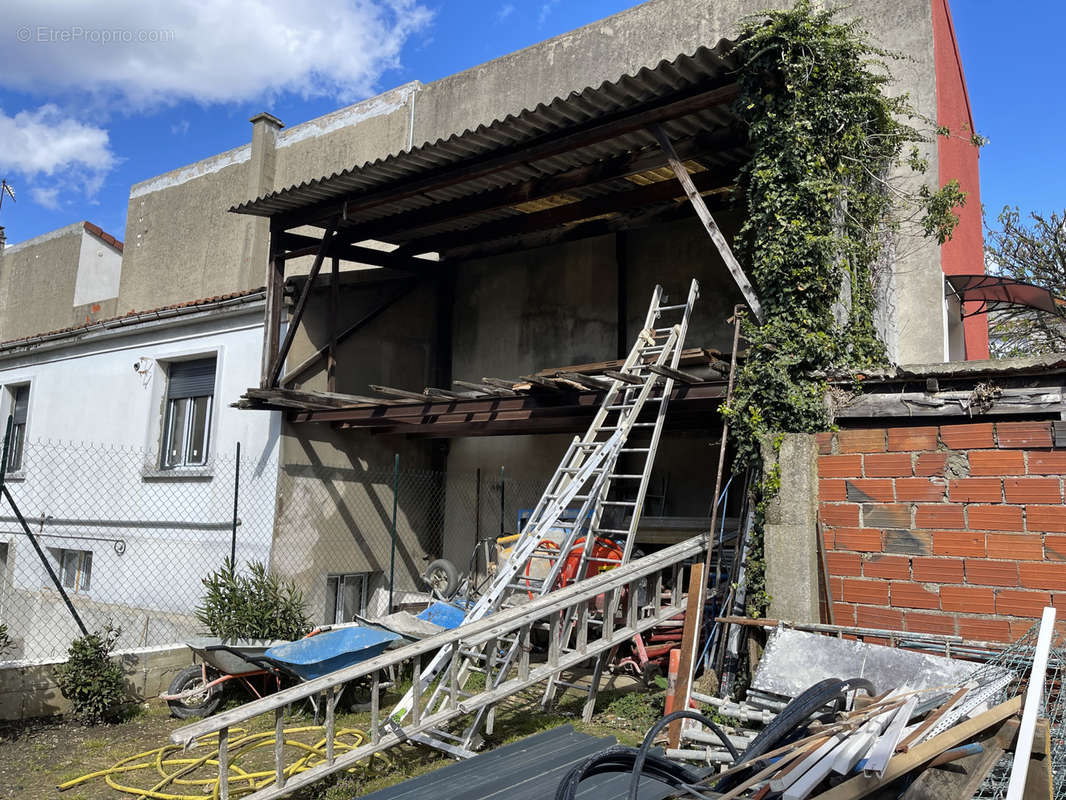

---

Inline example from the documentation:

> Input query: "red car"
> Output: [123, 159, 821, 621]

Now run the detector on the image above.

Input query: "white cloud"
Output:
[2, 0, 433, 107]
[171, 119, 190, 136]
[538, 0, 559, 26]
[496, 3, 514, 23]
[0, 105, 117, 206]
[30, 186, 61, 209]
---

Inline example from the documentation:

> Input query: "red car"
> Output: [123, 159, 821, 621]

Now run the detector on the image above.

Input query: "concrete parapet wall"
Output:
[0, 643, 190, 722]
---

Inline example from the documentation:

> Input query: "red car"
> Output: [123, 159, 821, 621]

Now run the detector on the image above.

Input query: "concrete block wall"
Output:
[817, 420, 1066, 642]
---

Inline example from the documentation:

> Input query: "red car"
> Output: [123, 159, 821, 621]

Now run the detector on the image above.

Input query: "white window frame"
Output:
[324, 573, 369, 625]
[5, 383, 30, 473]
[52, 547, 93, 594]
[160, 357, 216, 470]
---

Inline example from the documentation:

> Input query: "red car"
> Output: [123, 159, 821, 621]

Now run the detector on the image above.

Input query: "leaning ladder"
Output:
[392, 279, 700, 755]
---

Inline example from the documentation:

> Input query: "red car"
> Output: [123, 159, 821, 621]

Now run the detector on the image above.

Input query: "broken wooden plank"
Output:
[557, 371, 614, 391]
[452, 379, 515, 397]
[518, 374, 568, 391]
[814, 695, 1023, 800]
[480, 377, 524, 392]
[650, 124, 763, 323]
[646, 363, 701, 384]
[369, 385, 453, 403]
[603, 369, 645, 385]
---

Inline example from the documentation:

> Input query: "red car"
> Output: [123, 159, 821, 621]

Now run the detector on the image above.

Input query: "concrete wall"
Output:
[0, 643, 189, 722]
[0, 224, 123, 342]
[0, 302, 280, 659]
[114, 0, 954, 365]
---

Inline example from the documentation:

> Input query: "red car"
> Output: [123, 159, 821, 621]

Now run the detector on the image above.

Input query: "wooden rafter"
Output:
[276, 81, 740, 230]
[650, 124, 764, 323]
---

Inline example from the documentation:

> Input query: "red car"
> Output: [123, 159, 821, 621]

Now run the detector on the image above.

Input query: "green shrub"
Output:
[54, 625, 127, 724]
[197, 559, 311, 641]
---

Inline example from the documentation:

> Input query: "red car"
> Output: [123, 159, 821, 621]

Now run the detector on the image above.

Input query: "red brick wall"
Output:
[818, 420, 1064, 642]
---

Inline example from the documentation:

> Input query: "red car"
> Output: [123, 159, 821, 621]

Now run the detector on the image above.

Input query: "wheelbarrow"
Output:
[163, 626, 401, 719]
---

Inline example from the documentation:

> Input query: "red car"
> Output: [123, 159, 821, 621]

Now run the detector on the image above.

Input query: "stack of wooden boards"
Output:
[671, 607, 1061, 799]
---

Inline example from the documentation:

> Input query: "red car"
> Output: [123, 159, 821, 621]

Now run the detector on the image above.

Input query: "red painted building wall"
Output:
[932, 0, 989, 359]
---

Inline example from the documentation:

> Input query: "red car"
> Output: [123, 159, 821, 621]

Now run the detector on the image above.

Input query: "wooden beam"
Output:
[343, 129, 743, 241]
[646, 363, 701, 384]
[814, 696, 1023, 800]
[480, 377, 523, 392]
[275, 81, 740, 230]
[453, 379, 516, 397]
[650, 124, 763, 323]
[276, 231, 439, 275]
[667, 562, 705, 748]
[268, 223, 337, 387]
[327, 255, 339, 393]
[603, 369, 644, 385]
[280, 280, 416, 387]
[401, 165, 733, 256]
[369, 385, 455, 403]
[261, 230, 285, 388]
[557, 372, 613, 391]
[518, 375, 568, 391]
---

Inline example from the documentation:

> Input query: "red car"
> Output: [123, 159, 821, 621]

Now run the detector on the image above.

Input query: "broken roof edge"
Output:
[846, 353, 1066, 383]
[228, 38, 741, 219]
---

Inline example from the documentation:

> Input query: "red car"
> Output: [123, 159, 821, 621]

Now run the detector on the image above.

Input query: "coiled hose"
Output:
[554, 745, 705, 800]
[627, 709, 738, 800]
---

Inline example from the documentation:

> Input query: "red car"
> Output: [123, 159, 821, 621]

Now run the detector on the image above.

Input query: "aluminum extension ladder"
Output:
[391, 279, 701, 756]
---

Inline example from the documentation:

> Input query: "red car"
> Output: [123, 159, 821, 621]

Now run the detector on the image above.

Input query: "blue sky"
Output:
[0, 1, 1061, 246]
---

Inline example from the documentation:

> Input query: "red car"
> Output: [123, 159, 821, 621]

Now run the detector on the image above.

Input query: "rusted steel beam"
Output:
[260, 229, 285, 388]
[275, 232, 439, 274]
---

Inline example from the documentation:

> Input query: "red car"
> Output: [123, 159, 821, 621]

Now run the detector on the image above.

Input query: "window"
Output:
[54, 548, 92, 593]
[7, 384, 28, 472]
[162, 358, 216, 468]
[325, 573, 368, 624]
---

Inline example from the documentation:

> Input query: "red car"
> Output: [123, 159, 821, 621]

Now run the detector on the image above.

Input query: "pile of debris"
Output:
[565, 608, 1063, 799]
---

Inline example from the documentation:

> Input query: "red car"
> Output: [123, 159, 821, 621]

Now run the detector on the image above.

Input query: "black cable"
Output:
[627, 709, 738, 800]
[715, 676, 875, 791]
[554, 745, 704, 800]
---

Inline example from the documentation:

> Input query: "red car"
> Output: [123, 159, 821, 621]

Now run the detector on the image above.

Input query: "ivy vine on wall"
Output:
[721, 2, 969, 616]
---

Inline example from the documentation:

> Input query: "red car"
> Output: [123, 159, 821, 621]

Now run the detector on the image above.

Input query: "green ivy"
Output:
[723, 3, 967, 616]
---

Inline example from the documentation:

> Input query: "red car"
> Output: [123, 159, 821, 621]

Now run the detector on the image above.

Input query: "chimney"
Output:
[240, 112, 283, 291]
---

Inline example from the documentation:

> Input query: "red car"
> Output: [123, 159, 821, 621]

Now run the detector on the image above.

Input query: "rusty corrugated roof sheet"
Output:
[230, 41, 743, 226]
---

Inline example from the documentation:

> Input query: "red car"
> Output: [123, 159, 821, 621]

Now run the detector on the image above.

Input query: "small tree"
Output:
[197, 559, 311, 641]
[985, 206, 1066, 357]
[54, 625, 128, 724]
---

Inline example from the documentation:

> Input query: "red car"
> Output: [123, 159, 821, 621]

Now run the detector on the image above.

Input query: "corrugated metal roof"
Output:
[231, 41, 743, 228]
[360, 724, 703, 800]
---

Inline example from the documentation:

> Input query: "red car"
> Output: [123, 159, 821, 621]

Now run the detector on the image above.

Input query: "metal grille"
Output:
[0, 434, 546, 664]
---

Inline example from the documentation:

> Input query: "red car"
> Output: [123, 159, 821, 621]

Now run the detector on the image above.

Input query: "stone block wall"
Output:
[817, 420, 1065, 642]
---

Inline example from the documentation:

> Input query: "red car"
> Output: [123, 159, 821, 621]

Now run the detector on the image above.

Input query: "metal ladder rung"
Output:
[657, 303, 688, 311]
[601, 500, 637, 507]
[610, 474, 644, 479]
[425, 728, 466, 743]
[594, 528, 631, 535]
[620, 447, 651, 453]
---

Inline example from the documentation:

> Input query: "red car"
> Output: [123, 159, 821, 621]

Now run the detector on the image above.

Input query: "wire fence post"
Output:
[230, 442, 241, 572]
[388, 452, 399, 611]
[499, 465, 506, 537]
[474, 467, 481, 581]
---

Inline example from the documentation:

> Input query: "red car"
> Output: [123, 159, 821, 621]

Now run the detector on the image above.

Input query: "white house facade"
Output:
[0, 290, 279, 660]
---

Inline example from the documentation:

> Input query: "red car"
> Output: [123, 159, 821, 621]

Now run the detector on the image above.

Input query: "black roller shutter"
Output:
[167, 358, 216, 399]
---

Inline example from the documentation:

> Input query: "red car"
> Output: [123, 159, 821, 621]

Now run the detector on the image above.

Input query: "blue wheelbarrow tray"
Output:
[416, 601, 468, 630]
[265, 627, 402, 681]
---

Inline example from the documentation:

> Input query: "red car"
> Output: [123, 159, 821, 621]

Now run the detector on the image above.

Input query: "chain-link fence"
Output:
[0, 435, 547, 663]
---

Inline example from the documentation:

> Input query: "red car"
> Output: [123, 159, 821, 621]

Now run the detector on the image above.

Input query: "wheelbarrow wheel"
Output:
[424, 558, 460, 600]
[167, 665, 224, 719]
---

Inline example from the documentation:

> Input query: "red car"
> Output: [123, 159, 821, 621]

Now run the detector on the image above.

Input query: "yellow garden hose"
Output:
[57, 725, 391, 799]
